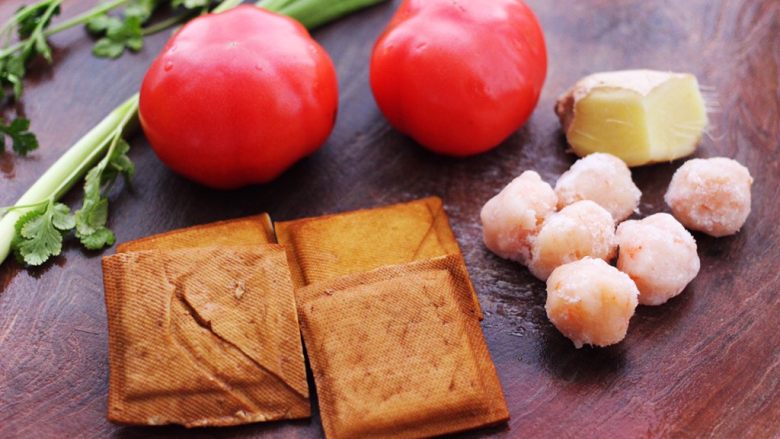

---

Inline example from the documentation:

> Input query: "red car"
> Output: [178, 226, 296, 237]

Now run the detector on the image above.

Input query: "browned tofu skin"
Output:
[296, 255, 508, 438]
[276, 197, 483, 318]
[117, 214, 276, 253]
[102, 245, 309, 427]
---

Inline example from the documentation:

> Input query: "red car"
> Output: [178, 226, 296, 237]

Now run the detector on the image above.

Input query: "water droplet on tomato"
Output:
[164, 61, 173, 72]
[254, 64, 263, 72]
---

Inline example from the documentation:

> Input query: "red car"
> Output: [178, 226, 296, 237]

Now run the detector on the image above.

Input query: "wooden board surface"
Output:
[1, 0, 778, 437]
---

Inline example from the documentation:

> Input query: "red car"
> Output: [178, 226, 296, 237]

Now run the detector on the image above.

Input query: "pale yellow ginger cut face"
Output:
[557, 70, 709, 167]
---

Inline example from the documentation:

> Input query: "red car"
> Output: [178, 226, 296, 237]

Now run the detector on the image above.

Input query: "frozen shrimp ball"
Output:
[546, 258, 639, 348]
[528, 200, 617, 280]
[665, 157, 753, 237]
[617, 214, 700, 305]
[481, 171, 558, 263]
[555, 153, 641, 222]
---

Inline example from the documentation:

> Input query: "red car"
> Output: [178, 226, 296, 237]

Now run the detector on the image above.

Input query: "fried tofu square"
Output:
[276, 197, 483, 318]
[297, 255, 509, 439]
[102, 245, 309, 427]
[117, 214, 275, 253]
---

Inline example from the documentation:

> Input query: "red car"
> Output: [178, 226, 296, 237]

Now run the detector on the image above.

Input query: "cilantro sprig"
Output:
[12, 200, 74, 265]
[0, 0, 61, 157]
[0, 96, 138, 266]
[0, 0, 62, 103]
[88, 0, 218, 59]
[87, 0, 155, 59]
[0, 117, 37, 155]
[74, 135, 135, 250]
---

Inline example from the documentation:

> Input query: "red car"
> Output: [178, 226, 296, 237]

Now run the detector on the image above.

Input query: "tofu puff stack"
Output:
[102, 198, 509, 436]
[103, 216, 310, 427]
[279, 198, 507, 436]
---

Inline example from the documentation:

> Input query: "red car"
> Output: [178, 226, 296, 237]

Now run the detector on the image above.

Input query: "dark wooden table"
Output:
[1, 1, 778, 438]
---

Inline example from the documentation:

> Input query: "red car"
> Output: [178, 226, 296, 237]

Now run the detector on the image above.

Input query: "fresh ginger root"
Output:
[555, 70, 709, 167]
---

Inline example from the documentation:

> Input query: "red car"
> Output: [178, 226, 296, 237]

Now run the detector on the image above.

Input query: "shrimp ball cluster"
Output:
[481, 153, 755, 349]
[665, 157, 753, 237]
[555, 153, 642, 221]
[546, 258, 639, 348]
[617, 214, 700, 305]
[480, 171, 557, 263]
[529, 200, 617, 280]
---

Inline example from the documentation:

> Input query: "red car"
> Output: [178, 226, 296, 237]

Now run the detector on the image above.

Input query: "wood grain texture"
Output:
[1, 0, 778, 438]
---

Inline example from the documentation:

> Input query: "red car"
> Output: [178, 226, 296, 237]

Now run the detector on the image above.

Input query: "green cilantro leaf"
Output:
[75, 197, 108, 237]
[92, 38, 126, 59]
[92, 15, 144, 58]
[75, 191, 114, 250]
[75, 164, 108, 240]
[74, 138, 135, 250]
[89, 0, 168, 59]
[103, 139, 135, 183]
[11, 209, 36, 264]
[85, 14, 119, 34]
[32, 31, 53, 63]
[16, 3, 61, 39]
[13, 201, 74, 266]
[82, 165, 102, 200]
[79, 226, 116, 250]
[0, 117, 39, 156]
[1, 1, 60, 102]
[1, 56, 28, 100]
[125, 0, 159, 21]
[50, 202, 76, 230]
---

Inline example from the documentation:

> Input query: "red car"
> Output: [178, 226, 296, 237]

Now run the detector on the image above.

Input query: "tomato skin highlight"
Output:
[370, 0, 547, 157]
[140, 5, 338, 189]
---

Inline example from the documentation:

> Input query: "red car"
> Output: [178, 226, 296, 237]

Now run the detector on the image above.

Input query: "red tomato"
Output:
[140, 5, 338, 189]
[370, 0, 547, 156]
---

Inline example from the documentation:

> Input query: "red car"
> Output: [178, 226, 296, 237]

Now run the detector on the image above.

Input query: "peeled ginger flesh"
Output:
[555, 70, 708, 167]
